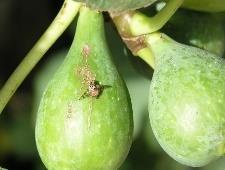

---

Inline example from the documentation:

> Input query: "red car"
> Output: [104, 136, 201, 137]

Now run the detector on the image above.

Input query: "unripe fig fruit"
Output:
[74, 0, 157, 12]
[147, 33, 225, 167]
[182, 0, 225, 12]
[35, 7, 133, 170]
[163, 9, 225, 57]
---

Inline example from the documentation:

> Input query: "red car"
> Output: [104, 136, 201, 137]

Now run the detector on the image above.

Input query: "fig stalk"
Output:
[111, 0, 183, 69]
[111, 0, 183, 36]
[0, 0, 81, 114]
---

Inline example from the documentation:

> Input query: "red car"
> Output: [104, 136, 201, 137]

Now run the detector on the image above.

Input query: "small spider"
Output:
[88, 80, 102, 97]
[79, 80, 111, 100]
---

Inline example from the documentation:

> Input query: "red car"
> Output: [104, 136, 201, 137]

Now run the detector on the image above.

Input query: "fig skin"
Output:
[147, 33, 225, 167]
[35, 7, 133, 170]
[73, 0, 157, 12]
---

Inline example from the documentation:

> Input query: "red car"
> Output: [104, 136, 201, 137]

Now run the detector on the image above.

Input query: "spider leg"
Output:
[102, 85, 112, 89]
[79, 90, 89, 100]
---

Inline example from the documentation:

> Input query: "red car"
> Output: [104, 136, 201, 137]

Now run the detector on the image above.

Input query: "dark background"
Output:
[0, 0, 72, 169]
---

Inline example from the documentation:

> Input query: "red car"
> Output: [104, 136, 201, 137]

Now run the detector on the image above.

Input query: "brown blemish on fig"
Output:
[82, 44, 91, 59]
[76, 44, 111, 100]
[77, 65, 96, 88]
[76, 44, 97, 90]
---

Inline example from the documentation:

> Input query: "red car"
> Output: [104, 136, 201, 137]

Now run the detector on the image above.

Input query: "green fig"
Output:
[182, 0, 225, 12]
[163, 9, 225, 57]
[35, 7, 133, 170]
[147, 32, 225, 167]
[74, 0, 157, 12]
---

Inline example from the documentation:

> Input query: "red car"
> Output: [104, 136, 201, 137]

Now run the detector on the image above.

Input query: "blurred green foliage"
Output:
[162, 8, 225, 57]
